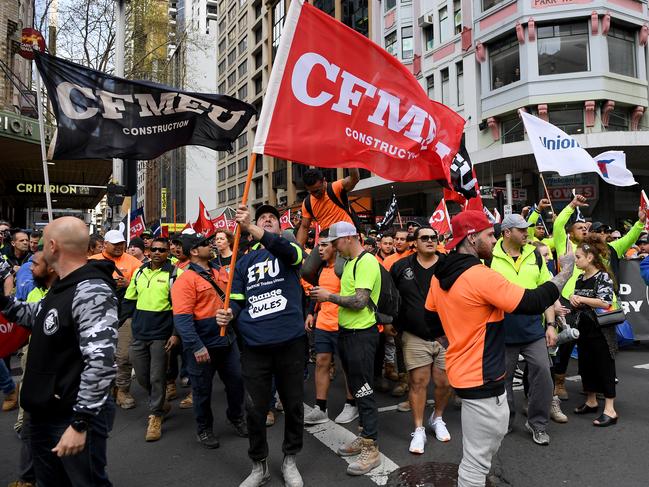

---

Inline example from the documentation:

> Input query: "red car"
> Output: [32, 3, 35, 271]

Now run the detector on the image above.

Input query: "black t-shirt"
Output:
[574, 271, 614, 338]
[412, 258, 436, 295]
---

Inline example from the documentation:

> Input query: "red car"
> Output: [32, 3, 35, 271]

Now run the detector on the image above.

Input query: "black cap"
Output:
[364, 237, 376, 246]
[406, 220, 422, 228]
[179, 233, 210, 256]
[637, 235, 649, 245]
[591, 222, 612, 233]
[141, 229, 153, 238]
[128, 237, 145, 251]
[255, 204, 280, 221]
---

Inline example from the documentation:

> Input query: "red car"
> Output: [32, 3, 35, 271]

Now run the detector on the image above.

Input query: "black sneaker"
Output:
[197, 430, 220, 449]
[525, 421, 549, 446]
[231, 418, 249, 438]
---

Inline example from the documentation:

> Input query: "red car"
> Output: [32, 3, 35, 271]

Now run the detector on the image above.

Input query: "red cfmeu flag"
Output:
[253, 0, 464, 183]
[429, 199, 452, 235]
[0, 314, 29, 358]
[280, 210, 294, 231]
[641, 191, 649, 231]
[212, 214, 229, 231]
[194, 199, 216, 236]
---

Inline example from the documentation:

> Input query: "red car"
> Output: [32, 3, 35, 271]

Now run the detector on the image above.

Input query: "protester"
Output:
[570, 237, 619, 427]
[88, 234, 104, 257]
[127, 237, 149, 263]
[217, 204, 306, 487]
[89, 229, 143, 409]
[382, 229, 412, 271]
[6, 231, 31, 272]
[375, 233, 394, 263]
[141, 230, 154, 259]
[363, 237, 376, 254]
[425, 210, 575, 487]
[28, 231, 41, 255]
[0, 256, 14, 297]
[213, 229, 235, 271]
[172, 233, 247, 449]
[1, 217, 118, 487]
[390, 226, 451, 454]
[311, 221, 383, 476]
[0, 220, 12, 256]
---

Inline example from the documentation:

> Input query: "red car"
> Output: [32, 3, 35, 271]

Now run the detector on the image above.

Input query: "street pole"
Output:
[112, 0, 126, 227]
[505, 173, 513, 206]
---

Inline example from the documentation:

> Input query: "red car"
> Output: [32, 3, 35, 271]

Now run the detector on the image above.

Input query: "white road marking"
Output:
[304, 404, 399, 485]
[633, 363, 649, 369]
[566, 375, 582, 382]
[378, 399, 435, 413]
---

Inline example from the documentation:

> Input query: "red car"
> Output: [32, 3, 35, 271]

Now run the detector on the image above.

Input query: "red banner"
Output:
[194, 198, 216, 236]
[429, 199, 451, 235]
[130, 215, 145, 238]
[253, 1, 464, 183]
[280, 210, 294, 230]
[211, 214, 237, 232]
[0, 314, 29, 358]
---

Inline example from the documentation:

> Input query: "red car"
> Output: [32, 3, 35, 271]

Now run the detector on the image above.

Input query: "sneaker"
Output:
[429, 415, 451, 442]
[165, 383, 177, 401]
[231, 418, 249, 437]
[334, 404, 359, 424]
[337, 434, 363, 457]
[179, 392, 193, 409]
[145, 415, 162, 442]
[239, 459, 270, 487]
[550, 396, 568, 423]
[197, 430, 220, 449]
[281, 455, 304, 487]
[525, 421, 550, 446]
[266, 411, 275, 427]
[408, 426, 427, 454]
[397, 400, 411, 412]
[346, 438, 381, 476]
[180, 376, 190, 388]
[305, 406, 329, 425]
[116, 389, 135, 410]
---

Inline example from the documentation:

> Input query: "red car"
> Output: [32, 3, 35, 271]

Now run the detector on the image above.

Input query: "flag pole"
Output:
[35, 72, 53, 222]
[173, 198, 177, 236]
[220, 152, 258, 336]
[538, 173, 556, 216]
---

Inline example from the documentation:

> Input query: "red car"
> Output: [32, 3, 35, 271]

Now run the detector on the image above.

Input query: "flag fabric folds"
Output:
[280, 210, 294, 231]
[34, 51, 256, 160]
[194, 199, 216, 236]
[376, 193, 398, 232]
[592, 151, 637, 187]
[429, 199, 452, 235]
[253, 0, 464, 183]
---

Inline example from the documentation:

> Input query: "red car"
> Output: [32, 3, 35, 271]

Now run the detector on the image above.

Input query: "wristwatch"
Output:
[546, 322, 556, 328]
[70, 418, 89, 433]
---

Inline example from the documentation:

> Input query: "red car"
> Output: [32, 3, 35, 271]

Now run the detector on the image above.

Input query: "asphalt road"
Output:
[2, 342, 649, 487]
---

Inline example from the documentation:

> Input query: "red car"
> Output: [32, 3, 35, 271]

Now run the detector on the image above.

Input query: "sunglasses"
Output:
[418, 235, 438, 242]
[150, 247, 168, 253]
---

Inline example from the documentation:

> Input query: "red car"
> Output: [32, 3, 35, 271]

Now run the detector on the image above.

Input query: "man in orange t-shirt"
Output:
[424, 211, 575, 487]
[382, 230, 413, 271]
[89, 230, 144, 409]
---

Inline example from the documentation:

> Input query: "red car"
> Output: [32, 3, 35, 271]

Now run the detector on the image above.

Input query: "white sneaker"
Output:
[408, 426, 427, 454]
[334, 404, 359, 424]
[429, 414, 451, 442]
[304, 406, 329, 425]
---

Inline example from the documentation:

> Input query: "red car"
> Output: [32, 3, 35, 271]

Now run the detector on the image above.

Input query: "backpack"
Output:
[352, 251, 401, 324]
[304, 182, 363, 232]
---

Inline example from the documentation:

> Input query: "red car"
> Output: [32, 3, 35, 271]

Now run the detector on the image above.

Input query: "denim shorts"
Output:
[314, 328, 339, 355]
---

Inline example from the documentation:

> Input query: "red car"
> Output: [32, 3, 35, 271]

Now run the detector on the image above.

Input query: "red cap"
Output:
[445, 210, 493, 251]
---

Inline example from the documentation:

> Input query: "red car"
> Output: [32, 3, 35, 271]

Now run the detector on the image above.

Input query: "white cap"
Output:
[104, 230, 126, 244]
[319, 221, 358, 243]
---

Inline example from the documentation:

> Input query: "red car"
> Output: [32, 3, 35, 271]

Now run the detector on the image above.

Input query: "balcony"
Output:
[272, 168, 287, 189]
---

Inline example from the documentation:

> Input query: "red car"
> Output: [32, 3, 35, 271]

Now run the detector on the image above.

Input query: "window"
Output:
[238, 60, 247, 77]
[401, 26, 413, 59]
[238, 156, 248, 173]
[227, 71, 237, 88]
[439, 7, 449, 43]
[227, 49, 237, 66]
[256, 157, 263, 172]
[549, 106, 583, 134]
[218, 167, 226, 181]
[343, 0, 368, 37]
[385, 31, 397, 56]
[228, 28, 236, 45]
[254, 1, 262, 18]
[228, 186, 237, 201]
[255, 51, 263, 69]
[219, 19, 226, 35]
[218, 60, 226, 76]
[238, 13, 247, 32]
[490, 34, 520, 90]
[227, 162, 237, 178]
[454, 0, 462, 35]
[238, 182, 246, 197]
[254, 26, 263, 44]
[219, 81, 226, 93]
[441, 68, 450, 106]
[272, 0, 285, 60]
[608, 109, 629, 131]
[254, 177, 264, 199]
[384, 0, 396, 11]
[423, 25, 434, 51]
[238, 84, 248, 100]
[237, 132, 248, 149]
[482, 0, 504, 11]
[218, 39, 226, 56]
[456, 62, 463, 106]
[254, 75, 263, 94]
[538, 23, 589, 75]
[426, 75, 434, 99]
[238, 37, 247, 56]
[501, 115, 524, 144]
[218, 190, 226, 204]
[608, 25, 636, 77]
[314, 0, 335, 16]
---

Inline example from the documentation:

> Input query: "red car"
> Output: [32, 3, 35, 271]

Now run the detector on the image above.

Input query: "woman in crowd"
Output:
[213, 229, 235, 272]
[570, 236, 619, 427]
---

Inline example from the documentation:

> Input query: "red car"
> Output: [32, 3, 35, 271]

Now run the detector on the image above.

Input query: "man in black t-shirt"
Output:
[390, 226, 451, 455]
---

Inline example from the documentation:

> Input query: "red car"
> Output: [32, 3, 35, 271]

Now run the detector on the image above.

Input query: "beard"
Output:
[33, 273, 48, 289]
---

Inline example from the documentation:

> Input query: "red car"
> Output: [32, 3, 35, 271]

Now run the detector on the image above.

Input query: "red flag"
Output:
[130, 215, 145, 239]
[280, 210, 294, 230]
[0, 314, 30, 358]
[182, 221, 193, 232]
[443, 187, 466, 205]
[641, 191, 649, 231]
[253, 1, 464, 183]
[429, 199, 452, 235]
[161, 225, 169, 238]
[194, 198, 216, 236]
[211, 214, 229, 231]
[465, 193, 485, 212]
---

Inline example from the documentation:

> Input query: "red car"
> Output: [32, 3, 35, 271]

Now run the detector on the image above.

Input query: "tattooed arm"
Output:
[328, 288, 371, 310]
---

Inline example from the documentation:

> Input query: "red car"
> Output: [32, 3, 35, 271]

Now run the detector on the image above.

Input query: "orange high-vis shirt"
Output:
[382, 249, 414, 271]
[315, 265, 340, 332]
[301, 179, 353, 230]
[425, 265, 524, 392]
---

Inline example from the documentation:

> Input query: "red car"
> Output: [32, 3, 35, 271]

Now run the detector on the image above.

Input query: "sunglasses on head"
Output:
[150, 247, 168, 253]
[418, 235, 438, 242]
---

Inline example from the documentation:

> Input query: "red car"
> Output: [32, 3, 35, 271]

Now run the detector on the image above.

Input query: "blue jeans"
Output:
[29, 397, 115, 487]
[185, 343, 245, 434]
[0, 358, 15, 394]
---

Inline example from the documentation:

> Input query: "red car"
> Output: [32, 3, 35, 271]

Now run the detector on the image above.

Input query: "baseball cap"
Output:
[501, 214, 533, 230]
[591, 222, 612, 233]
[255, 204, 280, 221]
[445, 210, 493, 251]
[128, 237, 145, 251]
[636, 234, 649, 245]
[179, 233, 210, 256]
[104, 230, 126, 244]
[319, 221, 358, 243]
[406, 220, 422, 229]
[364, 237, 376, 246]
[141, 229, 153, 238]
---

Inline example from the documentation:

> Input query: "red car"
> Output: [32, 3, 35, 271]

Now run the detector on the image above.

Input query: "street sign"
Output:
[160, 188, 167, 218]
[481, 186, 527, 201]
[504, 204, 513, 216]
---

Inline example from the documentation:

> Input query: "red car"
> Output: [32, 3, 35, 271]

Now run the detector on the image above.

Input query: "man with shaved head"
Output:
[0, 216, 119, 487]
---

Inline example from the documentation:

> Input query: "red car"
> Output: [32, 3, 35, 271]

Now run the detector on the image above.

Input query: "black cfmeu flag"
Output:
[34, 52, 256, 160]
[376, 192, 398, 232]
[449, 142, 478, 200]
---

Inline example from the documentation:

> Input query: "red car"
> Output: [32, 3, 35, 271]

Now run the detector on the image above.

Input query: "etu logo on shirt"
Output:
[247, 259, 280, 283]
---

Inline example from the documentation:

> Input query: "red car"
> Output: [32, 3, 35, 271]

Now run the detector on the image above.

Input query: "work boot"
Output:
[337, 434, 363, 457]
[239, 458, 270, 487]
[373, 375, 390, 393]
[265, 410, 275, 427]
[384, 362, 399, 382]
[391, 373, 409, 397]
[145, 415, 162, 442]
[554, 374, 568, 401]
[165, 382, 177, 401]
[550, 395, 568, 423]
[116, 389, 136, 409]
[231, 417, 249, 437]
[8, 481, 35, 487]
[346, 438, 381, 475]
[179, 392, 193, 409]
[281, 455, 303, 487]
[2, 385, 19, 412]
